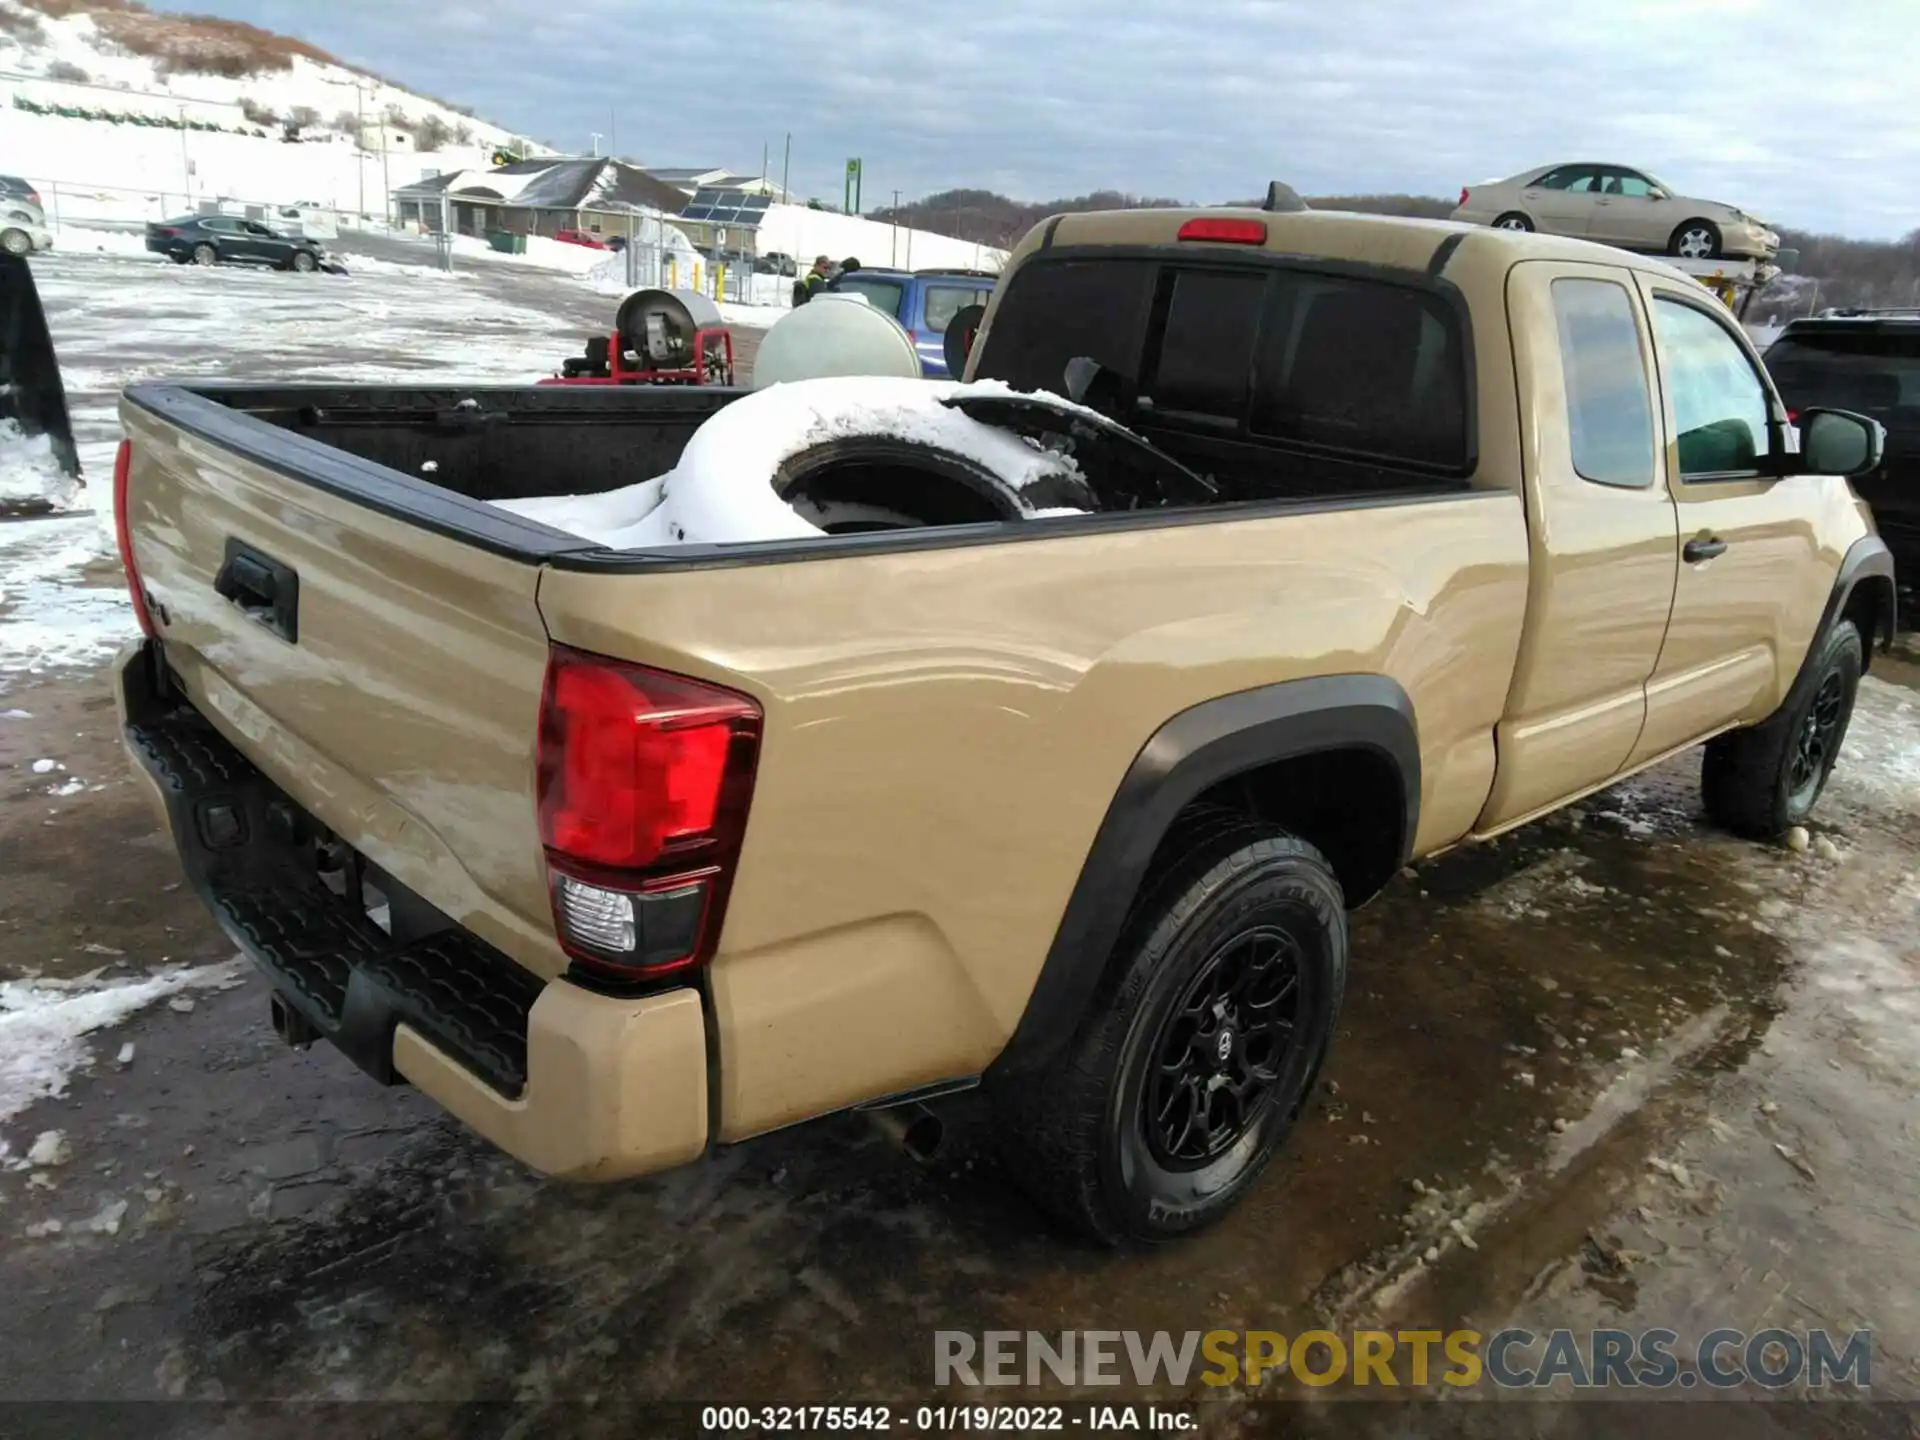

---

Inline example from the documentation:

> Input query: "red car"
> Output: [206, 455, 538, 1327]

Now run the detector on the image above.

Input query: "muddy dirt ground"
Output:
[2, 634, 1916, 1438]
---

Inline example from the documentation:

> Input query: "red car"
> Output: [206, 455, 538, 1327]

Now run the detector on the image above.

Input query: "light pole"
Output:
[355, 83, 366, 220]
[177, 104, 192, 206]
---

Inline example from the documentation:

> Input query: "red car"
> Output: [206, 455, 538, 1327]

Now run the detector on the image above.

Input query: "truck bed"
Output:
[126, 380, 1474, 568]
[126, 380, 736, 563]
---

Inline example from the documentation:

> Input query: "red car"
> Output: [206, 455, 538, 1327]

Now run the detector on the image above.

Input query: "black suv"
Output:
[1764, 311, 1917, 618]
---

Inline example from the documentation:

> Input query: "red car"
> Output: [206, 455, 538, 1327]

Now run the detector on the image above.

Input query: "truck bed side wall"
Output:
[536, 497, 1531, 1141]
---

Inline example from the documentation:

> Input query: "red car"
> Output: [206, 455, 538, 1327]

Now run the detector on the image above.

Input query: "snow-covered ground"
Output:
[0, 243, 618, 681]
[0, 960, 247, 1138]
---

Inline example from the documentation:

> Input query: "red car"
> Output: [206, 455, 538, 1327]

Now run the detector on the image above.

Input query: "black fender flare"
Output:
[1787, 537, 1896, 714]
[989, 675, 1419, 1079]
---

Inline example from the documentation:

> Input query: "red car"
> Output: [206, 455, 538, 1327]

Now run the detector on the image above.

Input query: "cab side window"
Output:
[1538, 166, 1599, 193]
[1552, 278, 1656, 488]
[1652, 297, 1774, 478]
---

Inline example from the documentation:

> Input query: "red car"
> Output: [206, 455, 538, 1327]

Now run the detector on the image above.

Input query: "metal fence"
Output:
[24, 175, 374, 235]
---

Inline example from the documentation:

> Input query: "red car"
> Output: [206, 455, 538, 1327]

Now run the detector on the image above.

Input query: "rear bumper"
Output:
[113, 640, 709, 1181]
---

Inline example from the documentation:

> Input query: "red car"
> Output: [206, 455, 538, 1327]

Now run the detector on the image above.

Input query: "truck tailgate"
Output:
[118, 396, 564, 980]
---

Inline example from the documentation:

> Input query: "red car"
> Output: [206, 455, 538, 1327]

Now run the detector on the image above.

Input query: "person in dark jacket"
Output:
[792, 254, 832, 307]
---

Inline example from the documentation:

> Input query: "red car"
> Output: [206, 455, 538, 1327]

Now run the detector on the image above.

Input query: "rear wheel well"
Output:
[1841, 575, 1894, 670]
[1143, 749, 1406, 910]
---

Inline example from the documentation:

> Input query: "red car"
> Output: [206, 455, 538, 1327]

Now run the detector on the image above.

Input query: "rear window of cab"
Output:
[974, 255, 1470, 473]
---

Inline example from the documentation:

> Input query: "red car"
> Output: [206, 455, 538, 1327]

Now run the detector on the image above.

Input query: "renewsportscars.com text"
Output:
[934, 1327, 1873, 1390]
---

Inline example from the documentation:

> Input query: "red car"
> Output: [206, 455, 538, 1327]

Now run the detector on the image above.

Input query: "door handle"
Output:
[1683, 536, 1728, 562]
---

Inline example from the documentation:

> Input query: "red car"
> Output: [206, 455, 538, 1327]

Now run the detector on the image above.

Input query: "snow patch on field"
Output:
[758, 205, 1005, 275]
[0, 419, 78, 513]
[719, 302, 787, 330]
[0, 960, 249, 1133]
[48, 223, 163, 261]
[0, 515, 130, 682]
[495, 377, 1087, 548]
[1834, 677, 1920, 813]
[0, 4, 530, 221]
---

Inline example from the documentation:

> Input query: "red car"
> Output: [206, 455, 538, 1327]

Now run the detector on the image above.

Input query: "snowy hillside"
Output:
[0, 0, 541, 221]
[759, 206, 1005, 273]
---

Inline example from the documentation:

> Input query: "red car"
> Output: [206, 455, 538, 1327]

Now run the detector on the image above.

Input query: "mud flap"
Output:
[0, 249, 80, 515]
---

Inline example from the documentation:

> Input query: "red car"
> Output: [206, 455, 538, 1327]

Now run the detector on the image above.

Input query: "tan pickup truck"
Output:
[104, 206, 1896, 1243]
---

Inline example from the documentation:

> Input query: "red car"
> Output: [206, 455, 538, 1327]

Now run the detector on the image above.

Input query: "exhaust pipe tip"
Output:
[867, 1103, 945, 1164]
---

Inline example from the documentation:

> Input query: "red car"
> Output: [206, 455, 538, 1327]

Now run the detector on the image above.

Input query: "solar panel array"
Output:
[679, 187, 772, 229]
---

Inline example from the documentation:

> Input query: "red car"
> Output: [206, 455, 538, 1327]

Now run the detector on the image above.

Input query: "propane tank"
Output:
[752, 292, 924, 387]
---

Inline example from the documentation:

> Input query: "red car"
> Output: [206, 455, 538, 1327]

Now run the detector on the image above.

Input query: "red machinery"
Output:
[542, 288, 736, 388]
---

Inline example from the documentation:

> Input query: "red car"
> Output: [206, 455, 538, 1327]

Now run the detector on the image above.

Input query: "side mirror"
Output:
[1797, 408, 1884, 479]
[1647, 189, 1667, 201]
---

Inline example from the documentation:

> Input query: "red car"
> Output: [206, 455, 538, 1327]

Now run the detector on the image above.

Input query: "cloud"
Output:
[191, 0, 1919, 237]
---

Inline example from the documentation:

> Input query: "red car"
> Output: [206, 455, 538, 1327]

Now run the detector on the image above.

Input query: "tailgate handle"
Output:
[215, 539, 300, 643]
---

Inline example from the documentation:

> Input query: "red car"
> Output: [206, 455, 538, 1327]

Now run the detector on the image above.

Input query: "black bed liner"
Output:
[124, 380, 1488, 577]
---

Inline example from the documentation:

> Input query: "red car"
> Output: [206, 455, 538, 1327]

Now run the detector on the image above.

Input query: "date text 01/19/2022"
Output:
[698, 1404, 1199, 1431]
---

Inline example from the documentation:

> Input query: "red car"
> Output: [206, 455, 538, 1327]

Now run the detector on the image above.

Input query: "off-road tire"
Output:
[993, 813, 1347, 1244]
[192, 243, 218, 266]
[1493, 212, 1534, 232]
[1670, 220, 1722, 260]
[291, 250, 317, 273]
[1701, 619, 1862, 838]
[1, 228, 30, 256]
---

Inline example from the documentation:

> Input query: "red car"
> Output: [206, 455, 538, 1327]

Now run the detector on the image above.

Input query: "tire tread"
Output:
[995, 817, 1344, 1243]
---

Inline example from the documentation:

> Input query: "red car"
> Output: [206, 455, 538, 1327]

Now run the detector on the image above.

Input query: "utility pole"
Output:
[355, 83, 366, 219]
[891, 188, 900, 266]
[380, 115, 391, 228]
[781, 132, 791, 204]
[178, 104, 191, 205]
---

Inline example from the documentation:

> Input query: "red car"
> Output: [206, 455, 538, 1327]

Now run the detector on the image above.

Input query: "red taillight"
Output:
[112, 440, 156, 638]
[1177, 217, 1267, 245]
[1459, 187, 1470, 207]
[536, 645, 761, 979]
[1787, 409, 1800, 424]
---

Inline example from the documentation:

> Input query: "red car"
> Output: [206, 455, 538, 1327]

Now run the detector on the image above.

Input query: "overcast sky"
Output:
[194, 0, 1918, 239]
